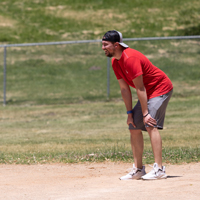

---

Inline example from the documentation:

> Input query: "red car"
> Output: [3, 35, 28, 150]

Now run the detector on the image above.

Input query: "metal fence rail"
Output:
[1, 35, 200, 105]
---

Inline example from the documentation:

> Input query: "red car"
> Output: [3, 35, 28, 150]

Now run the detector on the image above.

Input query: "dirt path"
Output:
[0, 162, 199, 200]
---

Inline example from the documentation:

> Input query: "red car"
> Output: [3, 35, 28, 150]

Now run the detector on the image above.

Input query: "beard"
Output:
[105, 51, 114, 57]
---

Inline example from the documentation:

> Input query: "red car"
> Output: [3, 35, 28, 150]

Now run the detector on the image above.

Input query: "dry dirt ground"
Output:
[0, 162, 200, 200]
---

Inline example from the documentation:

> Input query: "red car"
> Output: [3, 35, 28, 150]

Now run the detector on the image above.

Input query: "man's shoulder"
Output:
[123, 48, 143, 58]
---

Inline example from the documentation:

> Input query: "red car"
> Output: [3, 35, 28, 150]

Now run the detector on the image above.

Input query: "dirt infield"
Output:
[0, 162, 199, 200]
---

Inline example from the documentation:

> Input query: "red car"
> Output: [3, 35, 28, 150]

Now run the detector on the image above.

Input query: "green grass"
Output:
[0, 0, 200, 43]
[0, 0, 200, 164]
[0, 38, 199, 165]
[0, 97, 200, 164]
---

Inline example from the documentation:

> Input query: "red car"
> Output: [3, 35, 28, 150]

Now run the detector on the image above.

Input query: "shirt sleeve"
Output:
[112, 58, 122, 80]
[125, 57, 143, 80]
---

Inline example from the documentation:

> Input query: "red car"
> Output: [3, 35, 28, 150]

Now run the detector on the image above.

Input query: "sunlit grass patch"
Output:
[0, 147, 199, 165]
[0, 97, 200, 164]
[0, 0, 200, 43]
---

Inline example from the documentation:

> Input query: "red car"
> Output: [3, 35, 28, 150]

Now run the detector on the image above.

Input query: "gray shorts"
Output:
[129, 89, 173, 131]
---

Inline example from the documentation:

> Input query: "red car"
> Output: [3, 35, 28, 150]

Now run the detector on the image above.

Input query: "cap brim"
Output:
[119, 42, 129, 48]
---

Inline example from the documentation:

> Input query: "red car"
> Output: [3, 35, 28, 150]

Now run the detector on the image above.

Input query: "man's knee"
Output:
[146, 127, 160, 137]
[130, 129, 142, 135]
[146, 126, 157, 132]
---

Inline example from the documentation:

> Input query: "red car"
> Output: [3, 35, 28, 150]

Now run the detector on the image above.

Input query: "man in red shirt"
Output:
[102, 30, 173, 180]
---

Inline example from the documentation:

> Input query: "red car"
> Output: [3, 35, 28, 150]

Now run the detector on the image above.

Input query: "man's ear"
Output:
[115, 42, 119, 48]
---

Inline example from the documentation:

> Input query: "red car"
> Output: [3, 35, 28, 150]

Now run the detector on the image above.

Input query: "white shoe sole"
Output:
[142, 174, 167, 180]
[119, 177, 143, 180]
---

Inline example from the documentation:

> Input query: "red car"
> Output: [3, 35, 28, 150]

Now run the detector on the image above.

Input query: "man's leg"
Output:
[146, 127, 162, 168]
[120, 129, 146, 180]
[130, 129, 144, 169]
[142, 127, 167, 180]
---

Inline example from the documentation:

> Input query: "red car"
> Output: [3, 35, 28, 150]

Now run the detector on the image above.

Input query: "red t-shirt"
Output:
[112, 48, 173, 99]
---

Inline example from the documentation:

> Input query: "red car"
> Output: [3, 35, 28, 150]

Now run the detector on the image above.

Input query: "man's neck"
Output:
[114, 50, 123, 60]
[114, 47, 126, 60]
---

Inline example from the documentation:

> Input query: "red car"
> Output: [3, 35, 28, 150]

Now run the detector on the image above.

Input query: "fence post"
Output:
[3, 46, 7, 106]
[107, 57, 110, 99]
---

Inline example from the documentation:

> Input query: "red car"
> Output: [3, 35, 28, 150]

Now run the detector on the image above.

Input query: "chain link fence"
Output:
[0, 35, 200, 105]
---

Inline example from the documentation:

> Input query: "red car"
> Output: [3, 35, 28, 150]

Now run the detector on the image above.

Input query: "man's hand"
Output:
[143, 114, 157, 127]
[127, 114, 136, 128]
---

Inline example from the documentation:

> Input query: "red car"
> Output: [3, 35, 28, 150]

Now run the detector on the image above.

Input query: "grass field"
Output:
[0, 38, 200, 164]
[0, 0, 200, 164]
[0, 0, 200, 43]
[0, 96, 200, 164]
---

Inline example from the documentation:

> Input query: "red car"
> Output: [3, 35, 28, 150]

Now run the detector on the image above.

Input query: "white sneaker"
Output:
[119, 164, 146, 180]
[142, 163, 167, 180]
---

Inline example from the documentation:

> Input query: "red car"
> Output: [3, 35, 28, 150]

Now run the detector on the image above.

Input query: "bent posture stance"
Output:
[102, 30, 173, 180]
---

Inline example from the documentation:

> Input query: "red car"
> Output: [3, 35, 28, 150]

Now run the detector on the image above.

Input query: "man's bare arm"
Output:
[133, 75, 156, 126]
[118, 79, 135, 127]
